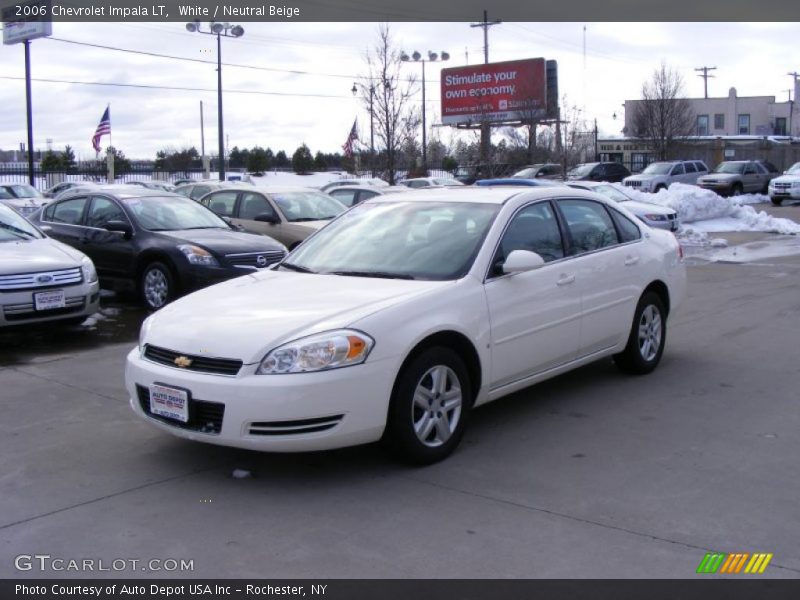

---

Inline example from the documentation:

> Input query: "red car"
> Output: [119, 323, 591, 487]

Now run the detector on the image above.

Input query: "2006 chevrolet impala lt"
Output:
[126, 187, 686, 463]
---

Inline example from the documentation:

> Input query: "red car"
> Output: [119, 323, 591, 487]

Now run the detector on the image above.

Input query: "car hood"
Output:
[156, 228, 287, 253]
[143, 271, 449, 363]
[771, 174, 800, 184]
[623, 174, 658, 182]
[0, 237, 86, 275]
[284, 219, 330, 231]
[619, 200, 676, 216]
[699, 173, 738, 183]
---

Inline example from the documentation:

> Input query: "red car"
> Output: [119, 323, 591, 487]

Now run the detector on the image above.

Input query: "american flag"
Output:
[91, 107, 111, 153]
[342, 119, 358, 157]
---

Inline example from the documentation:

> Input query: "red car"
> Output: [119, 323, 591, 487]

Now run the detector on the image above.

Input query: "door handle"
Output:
[556, 274, 576, 286]
[624, 255, 640, 266]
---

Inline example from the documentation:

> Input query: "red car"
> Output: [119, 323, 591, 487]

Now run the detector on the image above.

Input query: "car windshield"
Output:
[0, 204, 43, 241]
[512, 167, 539, 178]
[785, 163, 800, 175]
[642, 163, 674, 175]
[593, 184, 632, 203]
[272, 191, 346, 222]
[714, 163, 744, 174]
[568, 164, 595, 176]
[9, 184, 43, 198]
[122, 196, 229, 231]
[285, 201, 500, 280]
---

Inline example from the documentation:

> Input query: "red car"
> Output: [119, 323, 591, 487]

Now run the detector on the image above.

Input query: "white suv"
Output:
[767, 162, 800, 206]
[623, 160, 709, 193]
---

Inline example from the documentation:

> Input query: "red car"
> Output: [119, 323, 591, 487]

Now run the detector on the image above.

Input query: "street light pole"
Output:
[352, 83, 376, 177]
[24, 40, 34, 186]
[401, 50, 449, 174]
[185, 21, 245, 181]
[216, 31, 224, 181]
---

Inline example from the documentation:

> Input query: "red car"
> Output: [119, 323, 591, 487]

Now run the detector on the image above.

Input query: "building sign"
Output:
[2, 1, 52, 45]
[440, 58, 547, 126]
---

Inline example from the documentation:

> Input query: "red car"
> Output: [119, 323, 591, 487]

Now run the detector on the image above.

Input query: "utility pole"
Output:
[789, 72, 799, 137]
[695, 66, 717, 99]
[470, 10, 501, 167]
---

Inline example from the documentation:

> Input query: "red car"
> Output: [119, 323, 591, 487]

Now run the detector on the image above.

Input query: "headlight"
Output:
[178, 244, 219, 267]
[792, 182, 800, 189]
[256, 329, 375, 374]
[81, 256, 98, 283]
[644, 214, 668, 221]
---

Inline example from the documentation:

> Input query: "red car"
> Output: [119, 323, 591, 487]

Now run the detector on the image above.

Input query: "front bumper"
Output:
[768, 186, 800, 201]
[0, 282, 100, 327]
[125, 347, 396, 452]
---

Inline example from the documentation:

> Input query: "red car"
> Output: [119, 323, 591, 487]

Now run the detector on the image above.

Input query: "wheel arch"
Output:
[643, 280, 670, 317]
[392, 330, 482, 408]
[135, 251, 180, 292]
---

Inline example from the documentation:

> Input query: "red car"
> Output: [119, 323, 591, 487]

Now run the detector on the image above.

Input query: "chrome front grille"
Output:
[773, 182, 791, 191]
[248, 415, 344, 436]
[0, 267, 82, 292]
[225, 250, 285, 270]
[3, 296, 86, 321]
[143, 344, 243, 376]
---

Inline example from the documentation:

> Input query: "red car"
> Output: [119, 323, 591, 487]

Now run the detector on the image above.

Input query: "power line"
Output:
[0, 75, 351, 99]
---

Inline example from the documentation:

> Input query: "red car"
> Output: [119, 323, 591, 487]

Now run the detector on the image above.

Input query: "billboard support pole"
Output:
[470, 10, 501, 167]
[24, 39, 34, 186]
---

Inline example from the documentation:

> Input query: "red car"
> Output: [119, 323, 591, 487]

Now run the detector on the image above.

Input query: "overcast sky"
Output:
[0, 21, 798, 161]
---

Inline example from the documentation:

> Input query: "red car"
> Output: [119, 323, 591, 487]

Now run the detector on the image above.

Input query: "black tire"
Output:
[140, 261, 175, 310]
[730, 183, 743, 197]
[654, 184, 666, 193]
[770, 197, 784, 207]
[383, 347, 472, 465]
[613, 292, 667, 375]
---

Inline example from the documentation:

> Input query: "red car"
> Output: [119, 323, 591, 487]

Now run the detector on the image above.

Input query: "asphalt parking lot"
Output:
[2, 208, 799, 579]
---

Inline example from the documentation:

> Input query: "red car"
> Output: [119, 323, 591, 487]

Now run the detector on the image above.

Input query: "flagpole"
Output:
[107, 103, 112, 151]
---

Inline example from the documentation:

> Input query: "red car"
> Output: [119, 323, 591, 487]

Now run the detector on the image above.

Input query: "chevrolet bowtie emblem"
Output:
[174, 356, 193, 368]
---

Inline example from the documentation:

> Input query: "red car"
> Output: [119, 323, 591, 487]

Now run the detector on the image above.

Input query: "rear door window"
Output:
[46, 197, 88, 225]
[203, 191, 238, 216]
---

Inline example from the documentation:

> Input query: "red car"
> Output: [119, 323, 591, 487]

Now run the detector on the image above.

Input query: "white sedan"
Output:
[126, 187, 686, 463]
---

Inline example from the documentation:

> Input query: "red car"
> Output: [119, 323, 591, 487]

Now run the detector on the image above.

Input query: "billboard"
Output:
[2, 1, 52, 45]
[440, 58, 548, 126]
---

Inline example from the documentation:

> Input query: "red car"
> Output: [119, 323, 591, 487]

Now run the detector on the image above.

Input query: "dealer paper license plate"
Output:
[34, 289, 65, 311]
[149, 384, 189, 423]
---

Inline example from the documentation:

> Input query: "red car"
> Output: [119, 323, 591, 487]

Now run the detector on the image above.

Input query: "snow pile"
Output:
[617, 183, 800, 234]
[251, 171, 345, 188]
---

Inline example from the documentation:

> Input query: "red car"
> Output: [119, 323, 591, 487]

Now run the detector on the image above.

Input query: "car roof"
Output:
[364, 186, 601, 205]
[59, 185, 177, 200]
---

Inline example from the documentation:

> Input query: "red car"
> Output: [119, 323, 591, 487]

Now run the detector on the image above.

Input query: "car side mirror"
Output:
[39, 224, 53, 233]
[254, 212, 279, 224]
[503, 250, 546, 274]
[104, 220, 132, 239]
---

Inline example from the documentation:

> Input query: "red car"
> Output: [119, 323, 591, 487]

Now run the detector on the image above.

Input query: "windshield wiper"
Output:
[289, 217, 320, 222]
[0, 223, 37, 239]
[182, 226, 226, 230]
[280, 262, 315, 273]
[328, 270, 415, 280]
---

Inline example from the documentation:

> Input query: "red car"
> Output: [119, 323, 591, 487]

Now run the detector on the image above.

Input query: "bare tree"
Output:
[632, 62, 695, 160]
[358, 25, 419, 184]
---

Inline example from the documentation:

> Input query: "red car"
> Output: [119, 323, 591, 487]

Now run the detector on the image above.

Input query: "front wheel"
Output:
[140, 261, 175, 310]
[770, 197, 783, 206]
[384, 347, 472, 465]
[614, 292, 666, 375]
[730, 183, 743, 197]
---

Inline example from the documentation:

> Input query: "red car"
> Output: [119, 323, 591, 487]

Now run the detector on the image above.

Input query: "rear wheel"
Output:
[384, 347, 472, 464]
[614, 292, 666, 375]
[140, 262, 175, 310]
